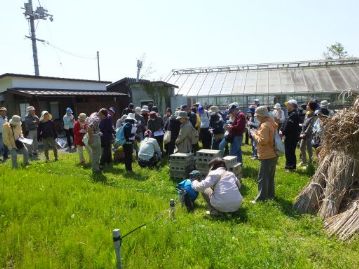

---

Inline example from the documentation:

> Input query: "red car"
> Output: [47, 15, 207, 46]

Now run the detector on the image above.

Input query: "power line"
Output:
[44, 41, 97, 60]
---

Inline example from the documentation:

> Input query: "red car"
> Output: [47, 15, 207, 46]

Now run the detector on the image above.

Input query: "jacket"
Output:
[38, 120, 57, 140]
[2, 123, 23, 150]
[138, 137, 162, 161]
[281, 110, 300, 139]
[209, 114, 224, 135]
[73, 121, 87, 146]
[175, 121, 193, 153]
[253, 117, 277, 160]
[168, 116, 181, 142]
[148, 116, 164, 134]
[24, 114, 39, 131]
[192, 168, 242, 212]
[229, 112, 246, 137]
[301, 112, 316, 137]
[99, 116, 114, 146]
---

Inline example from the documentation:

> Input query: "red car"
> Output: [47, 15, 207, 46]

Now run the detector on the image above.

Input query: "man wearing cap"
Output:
[251, 106, 278, 202]
[134, 107, 146, 140]
[320, 100, 334, 116]
[148, 111, 165, 153]
[98, 108, 114, 168]
[123, 113, 138, 172]
[2, 115, 29, 168]
[175, 111, 193, 153]
[24, 106, 39, 156]
[272, 103, 285, 129]
[0, 107, 9, 161]
[221, 103, 246, 163]
[138, 130, 162, 168]
[280, 99, 300, 171]
[166, 109, 181, 155]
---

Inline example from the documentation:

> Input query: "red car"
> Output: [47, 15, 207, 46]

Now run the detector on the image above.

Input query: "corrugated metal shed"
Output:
[166, 59, 359, 97]
[8, 88, 126, 97]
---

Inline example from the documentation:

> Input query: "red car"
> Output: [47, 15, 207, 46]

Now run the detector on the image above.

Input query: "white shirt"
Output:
[138, 137, 162, 161]
[192, 167, 242, 212]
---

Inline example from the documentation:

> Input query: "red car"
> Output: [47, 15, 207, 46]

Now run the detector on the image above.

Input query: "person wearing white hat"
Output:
[272, 103, 285, 129]
[250, 106, 278, 202]
[134, 106, 146, 140]
[280, 99, 301, 171]
[38, 111, 58, 162]
[2, 115, 29, 168]
[122, 112, 138, 172]
[86, 112, 102, 173]
[63, 107, 75, 151]
[0, 107, 9, 161]
[24, 106, 39, 156]
[320, 100, 334, 116]
[74, 113, 91, 164]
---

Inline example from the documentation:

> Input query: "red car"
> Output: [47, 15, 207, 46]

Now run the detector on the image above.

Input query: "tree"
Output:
[323, 42, 349, 59]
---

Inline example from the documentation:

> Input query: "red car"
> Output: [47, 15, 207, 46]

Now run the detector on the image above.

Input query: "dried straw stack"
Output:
[293, 97, 359, 240]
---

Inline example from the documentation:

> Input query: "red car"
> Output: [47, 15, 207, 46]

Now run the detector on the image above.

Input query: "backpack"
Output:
[274, 131, 285, 156]
[177, 179, 198, 212]
[115, 123, 127, 146]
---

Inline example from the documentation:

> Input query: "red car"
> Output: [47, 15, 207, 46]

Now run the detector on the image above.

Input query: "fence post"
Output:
[169, 199, 175, 220]
[113, 229, 122, 269]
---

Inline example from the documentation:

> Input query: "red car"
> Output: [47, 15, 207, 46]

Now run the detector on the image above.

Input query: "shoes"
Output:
[206, 209, 222, 217]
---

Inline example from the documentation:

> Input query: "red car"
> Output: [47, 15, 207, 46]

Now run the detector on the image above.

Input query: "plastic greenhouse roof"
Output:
[166, 59, 359, 96]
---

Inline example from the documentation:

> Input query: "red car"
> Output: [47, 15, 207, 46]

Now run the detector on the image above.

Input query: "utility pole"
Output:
[23, 0, 53, 76]
[97, 51, 101, 81]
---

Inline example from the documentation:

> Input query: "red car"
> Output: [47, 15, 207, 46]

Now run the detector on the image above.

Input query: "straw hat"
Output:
[254, 106, 270, 117]
[78, 113, 87, 121]
[9, 115, 22, 126]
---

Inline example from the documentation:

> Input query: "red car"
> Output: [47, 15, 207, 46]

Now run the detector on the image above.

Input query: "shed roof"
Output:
[0, 73, 112, 84]
[166, 59, 359, 96]
[7, 88, 127, 98]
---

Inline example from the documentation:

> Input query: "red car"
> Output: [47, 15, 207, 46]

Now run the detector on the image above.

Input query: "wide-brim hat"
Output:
[176, 111, 189, 120]
[209, 106, 219, 115]
[285, 99, 298, 106]
[27, 106, 35, 112]
[40, 111, 52, 121]
[320, 100, 330, 108]
[274, 103, 281, 109]
[0, 107, 7, 111]
[78, 113, 87, 120]
[9, 115, 22, 126]
[141, 105, 149, 112]
[126, 113, 137, 122]
[135, 107, 141, 114]
[254, 106, 270, 117]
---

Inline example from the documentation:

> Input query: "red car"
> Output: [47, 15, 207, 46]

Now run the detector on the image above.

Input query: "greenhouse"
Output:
[165, 58, 359, 108]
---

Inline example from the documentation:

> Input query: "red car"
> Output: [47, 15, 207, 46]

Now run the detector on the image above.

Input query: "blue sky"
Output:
[1, 0, 358, 82]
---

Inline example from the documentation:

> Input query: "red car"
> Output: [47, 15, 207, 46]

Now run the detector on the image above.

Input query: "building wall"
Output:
[2, 77, 108, 91]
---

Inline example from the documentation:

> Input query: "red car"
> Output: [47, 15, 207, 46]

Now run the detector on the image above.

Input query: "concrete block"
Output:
[196, 149, 221, 158]
[223, 156, 237, 168]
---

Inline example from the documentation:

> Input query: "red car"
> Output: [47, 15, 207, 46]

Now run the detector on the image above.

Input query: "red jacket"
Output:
[229, 112, 246, 137]
[74, 121, 88, 146]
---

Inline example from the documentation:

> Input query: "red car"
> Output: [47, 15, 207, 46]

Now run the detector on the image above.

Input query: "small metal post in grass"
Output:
[113, 229, 122, 269]
[169, 199, 175, 220]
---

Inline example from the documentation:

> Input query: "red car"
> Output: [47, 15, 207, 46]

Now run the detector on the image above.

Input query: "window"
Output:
[19, 103, 30, 120]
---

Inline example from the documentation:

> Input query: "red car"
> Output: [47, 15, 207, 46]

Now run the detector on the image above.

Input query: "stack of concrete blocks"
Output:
[223, 155, 242, 179]
[195, 149, 222, 176]
[169, 153, 195, 179]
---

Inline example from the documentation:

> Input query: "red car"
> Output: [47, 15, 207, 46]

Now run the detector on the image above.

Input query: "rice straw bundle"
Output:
[325, 201, 359, 241]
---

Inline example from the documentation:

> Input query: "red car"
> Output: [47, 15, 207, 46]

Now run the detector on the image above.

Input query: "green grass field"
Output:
[1, 146, 358, 269]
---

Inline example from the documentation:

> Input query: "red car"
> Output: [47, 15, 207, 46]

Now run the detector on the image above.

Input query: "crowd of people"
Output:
[0, 98, 333, 214]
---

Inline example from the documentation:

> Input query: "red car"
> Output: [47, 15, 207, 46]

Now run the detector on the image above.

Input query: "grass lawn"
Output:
[0, 146, 359, 268]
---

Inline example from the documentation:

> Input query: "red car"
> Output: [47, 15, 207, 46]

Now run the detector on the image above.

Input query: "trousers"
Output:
[123, 143, 133, 172]
[299, 136, 313, 164]
[89, 134, 101, 172]
[43, 137, 58, 160]
[284, 136, 298, 170]
[255, 157, 278, 201]
[27, 129, 38, 154]
[10, 146, 29, 169]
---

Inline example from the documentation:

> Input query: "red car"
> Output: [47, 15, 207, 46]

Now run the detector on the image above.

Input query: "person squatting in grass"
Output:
[138, 130, 162, 168]
[250, 106, 278, 203]
[191, 158, 243, 216]
[38, 111, 58, 162]
[2, 115, 29, 168]
[74, 113, 91, 165]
